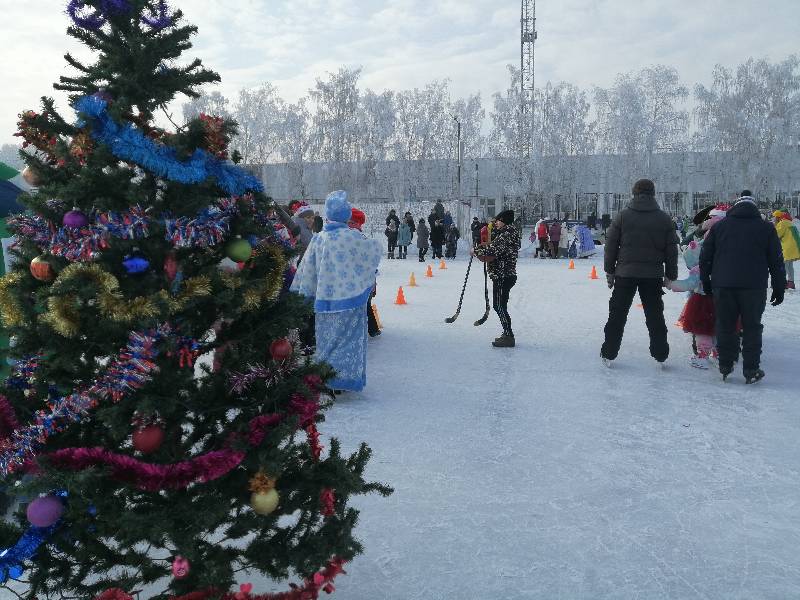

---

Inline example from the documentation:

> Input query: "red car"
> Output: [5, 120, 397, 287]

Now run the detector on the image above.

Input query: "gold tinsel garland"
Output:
[40, 263, 213, 337]
[241, 245, 287, 312]
[0, 272, 29, 327]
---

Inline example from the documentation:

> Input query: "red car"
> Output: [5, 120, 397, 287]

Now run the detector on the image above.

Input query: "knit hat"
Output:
[325, 190, 352, 223]
[349, 208, 366, 230]
[740, 190, 753, 198]
[632, 179, 655, 196]
[295, 204, 314, 218]
[495, 209, 515, 225]
[709, 203, 730, 218]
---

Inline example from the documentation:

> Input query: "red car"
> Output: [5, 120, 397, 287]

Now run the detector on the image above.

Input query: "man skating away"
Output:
[471, 216, 482, 247]
[601, 179, 679, 367]
[471, 210, 520, 348]
[700, 191, 785, 383]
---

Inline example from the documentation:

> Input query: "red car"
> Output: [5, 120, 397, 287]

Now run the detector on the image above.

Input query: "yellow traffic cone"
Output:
[409, 273, 418, 287]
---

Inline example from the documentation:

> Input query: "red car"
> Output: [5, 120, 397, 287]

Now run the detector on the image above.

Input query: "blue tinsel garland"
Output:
[75, 95, 263, 197]
[0, 490, 66, 584]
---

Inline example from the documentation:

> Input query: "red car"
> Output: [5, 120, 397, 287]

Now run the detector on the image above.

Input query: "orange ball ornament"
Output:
[30, 256, 55, 282]
[269, 338, 293, 361]
[21, 166, 42, 187]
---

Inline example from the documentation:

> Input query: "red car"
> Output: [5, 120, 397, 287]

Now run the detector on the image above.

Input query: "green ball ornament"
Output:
[225, 237, 252, 262]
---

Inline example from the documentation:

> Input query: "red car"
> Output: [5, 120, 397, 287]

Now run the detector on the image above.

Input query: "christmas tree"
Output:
[0, 1, 390, 598]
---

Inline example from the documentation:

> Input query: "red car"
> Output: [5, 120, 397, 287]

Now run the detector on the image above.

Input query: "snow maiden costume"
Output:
[668, 204, 729, 369]
[291, 191, 382, 391]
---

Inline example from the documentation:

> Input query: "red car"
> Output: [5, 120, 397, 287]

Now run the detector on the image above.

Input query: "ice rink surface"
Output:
[319, 246, 800, 599]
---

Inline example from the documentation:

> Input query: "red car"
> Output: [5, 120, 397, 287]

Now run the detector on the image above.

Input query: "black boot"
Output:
[492, 334, 515, 348]
[744, 368, 765, 384]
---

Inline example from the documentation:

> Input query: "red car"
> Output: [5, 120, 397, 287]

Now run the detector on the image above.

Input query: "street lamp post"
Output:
[452, 115, 462, 232]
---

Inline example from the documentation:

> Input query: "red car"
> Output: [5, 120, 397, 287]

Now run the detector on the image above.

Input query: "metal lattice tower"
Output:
[520, 0, 537, 157]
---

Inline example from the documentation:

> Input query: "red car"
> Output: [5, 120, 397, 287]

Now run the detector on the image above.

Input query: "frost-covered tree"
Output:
[488, 66, 526, 159]
[595, 66, 688, 165]
[232, 83, 284, 164]
[357, 89, 396, 161]
[181, 90, 231, 123]
[695, 56, 800, 197]
[276, 99, 313, 198]
[451, 93, 485, 159]
[0, 144, 24, 170]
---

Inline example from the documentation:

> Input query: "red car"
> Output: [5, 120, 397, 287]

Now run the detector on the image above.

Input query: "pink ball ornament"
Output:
[26, 495, 65, 528]
[63, 208, 89, 229]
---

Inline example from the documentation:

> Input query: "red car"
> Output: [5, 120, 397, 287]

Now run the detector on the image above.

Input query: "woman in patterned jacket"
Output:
[471, 209, 520, 347]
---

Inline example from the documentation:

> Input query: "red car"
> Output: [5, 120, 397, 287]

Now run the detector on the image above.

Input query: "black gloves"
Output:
[770, 287, 785, 307]
[606, 274, 614, 289]
[702, 279, 712, 296]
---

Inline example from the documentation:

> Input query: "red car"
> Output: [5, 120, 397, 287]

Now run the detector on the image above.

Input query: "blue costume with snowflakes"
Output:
[290, 191, 382, 391]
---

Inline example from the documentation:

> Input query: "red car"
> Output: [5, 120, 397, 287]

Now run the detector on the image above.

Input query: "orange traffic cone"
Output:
[439, 259, 447, 270]
[394, 286, 407, 305]
[568, 259, 575, 270]
[409, 273, 418, 287]
[589, 265, 599, 280]
[425, 265, 434, 278]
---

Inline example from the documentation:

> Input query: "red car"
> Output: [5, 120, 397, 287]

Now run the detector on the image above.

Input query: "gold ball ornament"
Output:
[250, 489, 280, 515]
[22, 166, 42, 187]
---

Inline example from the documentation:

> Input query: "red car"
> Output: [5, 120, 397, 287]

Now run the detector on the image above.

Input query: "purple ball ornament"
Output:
[63, 208, 89, 229]
[26, 496, 65, 528]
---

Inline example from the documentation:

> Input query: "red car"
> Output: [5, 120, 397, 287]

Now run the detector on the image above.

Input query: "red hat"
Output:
[350, 208, 366, 230]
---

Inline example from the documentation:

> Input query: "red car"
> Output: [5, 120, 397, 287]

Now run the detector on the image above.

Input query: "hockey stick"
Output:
[474, 262, 491, 326]
[444, 255, 474, 323]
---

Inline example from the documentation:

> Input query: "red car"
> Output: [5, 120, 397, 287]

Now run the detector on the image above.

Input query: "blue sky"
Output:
[2, 0, 798, 144]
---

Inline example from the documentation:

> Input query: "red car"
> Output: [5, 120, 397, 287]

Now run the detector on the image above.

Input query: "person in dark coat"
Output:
[430, 220, 445, 259]
[699, 191, 786, 383]
[445, 224, 460, 258]
[434, 200, 445, 221]
[548, 220, 562, 259]
[601, 179, 679, 366]
[416, 219, 430, 262]
[472, 210, 520, 347]
[428, 210, 437, 231]
[470, 217, 482, 247]
[385, 220, 399, 259]
[385, 209, 400, 229]
[404, 212, 416, 237]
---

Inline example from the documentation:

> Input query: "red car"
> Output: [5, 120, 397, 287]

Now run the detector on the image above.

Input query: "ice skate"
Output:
[690, 355, 710, 369]
[601, 357, 613, 368]
[744, 369, 765, 385]
[719, 363, 733, 382]
[492, 335, 515, 348]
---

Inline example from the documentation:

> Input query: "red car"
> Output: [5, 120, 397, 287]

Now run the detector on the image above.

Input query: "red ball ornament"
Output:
[269, 338, 293, 361]
[30, 256, 55, 282]
[132, 425, 165, 454]
[163, 252, 179, 282]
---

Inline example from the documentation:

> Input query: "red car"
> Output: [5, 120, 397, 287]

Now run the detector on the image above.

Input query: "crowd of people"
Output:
[279, 180, 795, 392]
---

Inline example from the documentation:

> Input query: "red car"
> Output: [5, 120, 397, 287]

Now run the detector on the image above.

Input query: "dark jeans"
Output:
[492, 276, 517, 336]
[418, 247, 428, 261]
[432, 244, 443, 259]
[601, 277, 669, 362]
[387, 239, 397, 253]
[398, 245, 408, 258]
[713, 288, 767, 371]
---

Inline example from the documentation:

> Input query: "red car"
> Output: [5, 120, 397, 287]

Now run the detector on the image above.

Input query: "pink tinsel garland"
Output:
[47, 414, 283, 491]
[0, 395, 20, 441]
[168, 557, 346, 600]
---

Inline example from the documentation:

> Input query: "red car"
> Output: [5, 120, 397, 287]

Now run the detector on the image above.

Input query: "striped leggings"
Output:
[492, 276, 517, 336]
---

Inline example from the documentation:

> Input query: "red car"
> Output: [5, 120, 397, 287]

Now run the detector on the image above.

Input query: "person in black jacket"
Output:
[385, 209, 400, 229]
[430, 219, 445, 259]
[699, 191, 786, 383]
[601, 179, 679, 366]
[470, 217, 482, 247]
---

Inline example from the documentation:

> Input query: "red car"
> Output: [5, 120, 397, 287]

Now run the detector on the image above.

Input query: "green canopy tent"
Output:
[0, 161, 26, 373]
